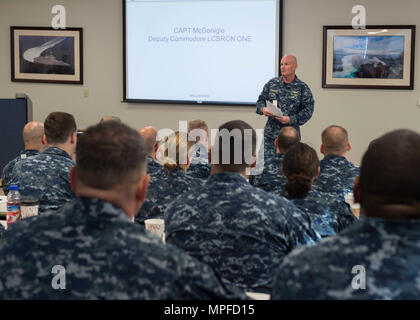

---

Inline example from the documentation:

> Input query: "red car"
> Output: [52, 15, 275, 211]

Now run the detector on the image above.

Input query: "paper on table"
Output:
[265, 100, 283, 117]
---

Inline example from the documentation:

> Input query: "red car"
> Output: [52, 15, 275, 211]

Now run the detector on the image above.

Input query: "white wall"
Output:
[1, 0, 419, 165]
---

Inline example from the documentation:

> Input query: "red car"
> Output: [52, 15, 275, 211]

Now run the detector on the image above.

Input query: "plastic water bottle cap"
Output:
[9, 185, 18, 191]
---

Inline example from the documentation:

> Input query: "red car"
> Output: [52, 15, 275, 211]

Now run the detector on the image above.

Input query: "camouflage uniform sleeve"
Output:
[8, 161, 22, 191]
[334, 201, 358, 231]
[271, 246, 315, 299]
[168, 244, 248, 299]
[256, 80, 272, 115]
[1, 164, 10, 194]
[289, 83, 314, 126]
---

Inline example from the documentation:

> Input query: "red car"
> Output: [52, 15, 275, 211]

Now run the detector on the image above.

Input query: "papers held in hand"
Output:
[265, 100, 283, 117]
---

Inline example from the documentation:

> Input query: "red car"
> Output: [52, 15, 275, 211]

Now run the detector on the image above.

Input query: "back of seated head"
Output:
[188, 119, 209, 144]
[356, 129, 420, 219]
[160, 131, 195, 171]
[276, 126, 299, 152]
[321, 125, 349, 155]
[44, 112, 77, 144]
[75, 121, 148, 190]
[100, 115, 122, 123]
[283, 142, 319, 198]
[22, 121, 44, 151]
[212, 120, 256, 173]
[138, 126, 158, 155]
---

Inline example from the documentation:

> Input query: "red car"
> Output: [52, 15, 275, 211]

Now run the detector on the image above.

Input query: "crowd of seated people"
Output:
[0, 112, 419, 300]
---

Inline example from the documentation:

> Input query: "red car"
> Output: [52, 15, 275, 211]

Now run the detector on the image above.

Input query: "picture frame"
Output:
[322, 25, 415, 89]
[11, 27, 83, 84]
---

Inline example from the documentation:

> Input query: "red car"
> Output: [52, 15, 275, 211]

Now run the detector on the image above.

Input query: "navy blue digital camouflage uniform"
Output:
[275, 187, 357, 238]
[135, 166, 203, 224]
[314, 155, 360, 197]
[256, 76, 314, 156]
[272, 217, 420, 299]
[249, 153, 285, 192]
[0, 197, 247, 299]
[147, 156, 165, 181]
[165, 171, 320, 293]
[10, 147, 75, 214]
[186, 142, 211, 181]
[1, 149, 40, 194]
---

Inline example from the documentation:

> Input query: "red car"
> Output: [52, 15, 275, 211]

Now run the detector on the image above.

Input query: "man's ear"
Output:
[69, 166, 77, 194]
[71, 131, 77, 144]
[347, 141, 351, 152]
[42, 134, 48, 145]
[320, 144, 325, 155]
[136, 174, 150, 205]
[274, 138, 278, 149]
[315, 166, 320, 178]
[250, 155, 257, 169]
[353, 176, 362, 204]
[154, 142, 159, 155]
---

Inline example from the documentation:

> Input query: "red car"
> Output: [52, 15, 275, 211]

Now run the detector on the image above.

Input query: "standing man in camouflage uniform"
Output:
[314, 125, 360, 197]
[1, 121, 45, 194]
[249, 126, 299, 192]
[256, 54, 314, 156]
[165, 120, 319, 294]
[0, 121, 246, 299]
[10, 112, 77, 213]
[272, 129, 420, 299]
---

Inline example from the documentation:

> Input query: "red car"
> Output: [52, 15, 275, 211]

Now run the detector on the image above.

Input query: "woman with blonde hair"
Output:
[135, 131, 202, 225]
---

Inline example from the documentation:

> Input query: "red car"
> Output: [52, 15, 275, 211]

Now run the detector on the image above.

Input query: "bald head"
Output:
[321, 125, 349, 156]
[282, 54, 297, 64]
[280, 54, 298, 81]
[276, 126, 299, 153]
[22, 121, 44, 151]
[138, 126, 158, 156]
[357, 129, 420, 219]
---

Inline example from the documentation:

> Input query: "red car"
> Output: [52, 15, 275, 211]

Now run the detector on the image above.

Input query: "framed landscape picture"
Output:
[11, 27, 83, 84]
[322, 25, 415, 89]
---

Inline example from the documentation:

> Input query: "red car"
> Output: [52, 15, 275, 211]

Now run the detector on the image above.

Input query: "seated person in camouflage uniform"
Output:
[0, 121, 247, 299]
[272, 129, 420, 299]
[137, 126, 165, 178]
[135, 131, 202, 224]
[10, 112, 77, 213]
[186, 119, 211, 181]
[273, 142, 357, 238]
[249, 126, 298, 192]
[1, 121, 45, 195]
[165, 120, 319, 294]
[314, 125, 360, 197]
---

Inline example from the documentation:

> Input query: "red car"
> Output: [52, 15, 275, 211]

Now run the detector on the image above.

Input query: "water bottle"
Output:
[7, 184, 21, 226]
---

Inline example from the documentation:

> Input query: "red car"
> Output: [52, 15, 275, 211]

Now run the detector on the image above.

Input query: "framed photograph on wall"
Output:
[322, 25, 415, 89]
[11, 27, 83, 84]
